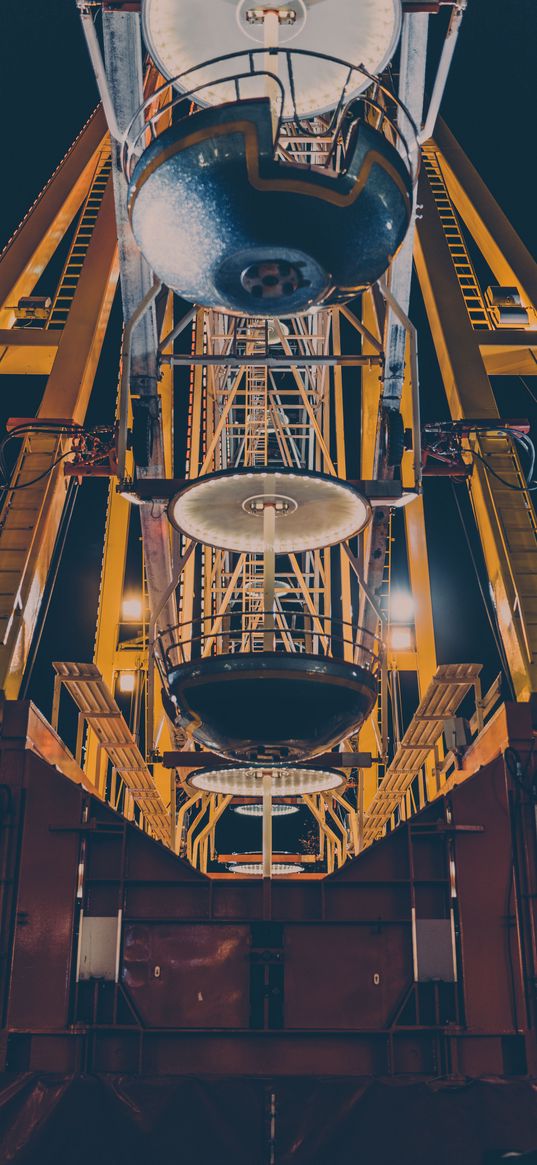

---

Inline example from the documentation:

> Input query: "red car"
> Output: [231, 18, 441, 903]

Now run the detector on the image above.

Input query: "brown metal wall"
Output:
[1, 699, 537, 1159]
[2, 1074, 537, 1164]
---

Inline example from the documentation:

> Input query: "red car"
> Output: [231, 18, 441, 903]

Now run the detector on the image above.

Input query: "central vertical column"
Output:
[262, 769, 273, 879]
[263, 501, 276, 652]
[263, 8, 281, 133]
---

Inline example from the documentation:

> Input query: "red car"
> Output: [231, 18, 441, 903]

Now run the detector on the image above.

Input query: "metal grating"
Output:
[53, 661, 171, 846]
[362, 663, 483, 846]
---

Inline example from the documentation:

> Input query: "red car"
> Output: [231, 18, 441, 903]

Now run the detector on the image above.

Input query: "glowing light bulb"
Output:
[389, 625, 414, 652]
[389, 589, 415, 624]
[122, 596, 143, 621]
[118, 672, 136, 693]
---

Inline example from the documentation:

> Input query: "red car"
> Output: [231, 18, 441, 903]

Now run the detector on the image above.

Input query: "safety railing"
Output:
[121, 48, 418, 185]
[156, 610, 384, 675]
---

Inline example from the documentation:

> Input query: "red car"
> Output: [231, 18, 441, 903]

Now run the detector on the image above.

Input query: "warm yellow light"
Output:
[118, 672, 136, 693]
[389, 589, 415, 624]
[122, 596, 143, 621]
[389, 625, 414, 652]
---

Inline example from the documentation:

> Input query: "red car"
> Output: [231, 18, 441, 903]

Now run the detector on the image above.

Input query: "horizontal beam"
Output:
[164, 750, 373, 769]
[478, 331, 537, 376]
[217, 853, 318, 864]
[161, 354, 383, 368]
[129, 478, 407, 506]
[0, 329, 61, 375]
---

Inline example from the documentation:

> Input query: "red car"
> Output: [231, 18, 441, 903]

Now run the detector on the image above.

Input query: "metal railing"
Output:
[122, 48, 418, 185]
[156, 610, 383, 675]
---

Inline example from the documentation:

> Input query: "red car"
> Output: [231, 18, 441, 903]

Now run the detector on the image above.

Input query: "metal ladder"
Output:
[422, 146, 492, 332]
[46, 148, 112, 330]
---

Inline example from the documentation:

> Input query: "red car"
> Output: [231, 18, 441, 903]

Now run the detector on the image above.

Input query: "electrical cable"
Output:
[471, 448, 537, 492]
[0, 450, 74, 499]
[450, 482, 516, 700]
[0, 421, 105, 496]
[519, 375, 537, 408]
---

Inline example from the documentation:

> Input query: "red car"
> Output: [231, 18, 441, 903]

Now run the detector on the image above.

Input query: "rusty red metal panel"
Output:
[2, 1075, 537, 1163]
[453, 756, 527, 1033]
[8, 753, 80, 1031]
[122, 923, 251, 1027]
[284, 923, 413, 1029]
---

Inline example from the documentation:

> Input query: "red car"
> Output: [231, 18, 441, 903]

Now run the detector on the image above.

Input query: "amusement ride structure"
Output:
[1, 0, 537, 1159]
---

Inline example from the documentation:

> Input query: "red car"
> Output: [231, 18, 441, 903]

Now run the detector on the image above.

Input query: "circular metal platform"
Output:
[233, 802, 299, 816]
[189, 763, 344, 795]
[227, 861, 304, 875]
[142, 0, 402, 120]
[168, 468, 371, 553]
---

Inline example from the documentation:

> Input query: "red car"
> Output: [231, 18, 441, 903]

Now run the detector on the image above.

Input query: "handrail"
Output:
[156, 611, 383, 673]
[121, 48, 419, 185]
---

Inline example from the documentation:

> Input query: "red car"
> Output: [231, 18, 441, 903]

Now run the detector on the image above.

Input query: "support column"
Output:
[262, 771, 272, 880]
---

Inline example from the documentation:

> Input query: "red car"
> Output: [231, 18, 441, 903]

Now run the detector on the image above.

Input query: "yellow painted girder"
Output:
[0, 108, 109, 329]
[0, 330, 61, 375]
[0, 181, 119, 697]
[416, 170, 537, 698]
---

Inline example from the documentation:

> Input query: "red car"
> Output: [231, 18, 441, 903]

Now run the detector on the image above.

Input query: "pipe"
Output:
[77, 3, 125, 142]
[117, 278, 162, 480]
[162, 354, 382, 368]
[419, 2, 467, 143]
[378, 277, 423, 491]
[146, 539, 196, 755]
[158, 307, 196, 355]
[262, 772, 273, 880]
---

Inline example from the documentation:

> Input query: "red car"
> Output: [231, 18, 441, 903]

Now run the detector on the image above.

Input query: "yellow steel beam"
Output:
[0, 179, 119, 696]
[357, 289, 384, 808]
[303, 793, 337, 874]
[0, 108, 109, 328]
[0, 330, 61, 375]
[176, 790, 203, 855]
[332, 309, 353, 663]
[186, 793, 211, 864]
[320, 793, 347, 866]
[416, 168, 537, 697]
[433, 119, 537, 311]
[400, 340, 438, 695]
[195, 794, 232, 873]
[331, 788, 359, 856]
[85, 483, 130, 790]
[478, 331, 537, 377]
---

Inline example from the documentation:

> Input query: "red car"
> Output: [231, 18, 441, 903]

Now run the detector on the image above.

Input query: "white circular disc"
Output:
[168, 470, 371, 553]
[234, 802, 299, 816]
[142, 0, 402, 119]
[189, 765, 344, 795]
[228, 861, 304, 875]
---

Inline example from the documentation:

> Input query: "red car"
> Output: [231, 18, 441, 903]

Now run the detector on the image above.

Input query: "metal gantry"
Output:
[0, 3, 536, 871]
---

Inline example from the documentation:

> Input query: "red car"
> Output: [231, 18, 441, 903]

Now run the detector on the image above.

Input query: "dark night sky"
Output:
[0, 0, 536, 730]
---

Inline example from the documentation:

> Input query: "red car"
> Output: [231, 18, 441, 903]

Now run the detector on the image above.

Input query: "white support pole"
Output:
[263, 8, 281, 133]
[263, 503, 276, 652]
[262, 770, 273, 879]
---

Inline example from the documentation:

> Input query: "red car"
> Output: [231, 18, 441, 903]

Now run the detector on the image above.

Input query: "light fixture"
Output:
[189, 764, 344, 795]
[118, 672, 136, 693]
[233, 802, 299, 816]
[267, 320, 290, 346]
[227, 861, 304, 875]
[389, 588, 415, 624]
[388, 625, 414, 652]
[168, 469, 371, 554]
[142, 0, 402, 120]
[121, 596, 143, 621]
[118, 485, 143, 506]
